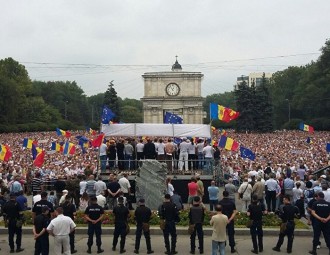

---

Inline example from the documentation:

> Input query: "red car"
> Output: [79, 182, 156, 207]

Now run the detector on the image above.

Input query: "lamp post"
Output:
[64, 101, 68, 120]
[285, 99, 291, 123]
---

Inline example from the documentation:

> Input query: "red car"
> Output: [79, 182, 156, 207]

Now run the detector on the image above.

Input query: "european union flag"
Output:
[164, 112, 183, 124]
[101, 106, 116, 124]
[327, 143, 330, 153]
[240, 146, 256, 161]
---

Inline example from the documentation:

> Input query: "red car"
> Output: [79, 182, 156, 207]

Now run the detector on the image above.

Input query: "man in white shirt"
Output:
[79, 176, 87, 196]
[97, 192, 107, 208]
[118, 174, 133, 210]
[47, 207, 76, 255]
[99, 142, 108, 172]
[94, 176, 107, 196]
[203, 141, 214, 175]
[179, 138, 190, 171]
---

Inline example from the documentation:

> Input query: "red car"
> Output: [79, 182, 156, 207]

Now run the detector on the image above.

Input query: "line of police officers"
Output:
[1, 190, 329, 254]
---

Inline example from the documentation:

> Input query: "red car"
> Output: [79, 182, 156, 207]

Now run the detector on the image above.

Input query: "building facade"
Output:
[141, 59, 204, 124]
[235, 72, 272, 90]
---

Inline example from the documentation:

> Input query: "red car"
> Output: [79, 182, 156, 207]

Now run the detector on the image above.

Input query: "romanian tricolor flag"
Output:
[218, 136, 239, 151]
[23, 138, 35, 149]
[219, 128, 227, 136]
[51, 142, 63, 152]
[0, 144, 12, 161]
[210, 103, 239, 123]
[32, 144, 45, 167]
[299, 123, 314, 133]
[86, 127, 97, 135]
[56, 128, 71, 138]
[63, 142, 76, 155]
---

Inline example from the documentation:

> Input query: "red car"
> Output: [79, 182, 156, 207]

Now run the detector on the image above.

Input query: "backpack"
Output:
[304, 189, 314, 199]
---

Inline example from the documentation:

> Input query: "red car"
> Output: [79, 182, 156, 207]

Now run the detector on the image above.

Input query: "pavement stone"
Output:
[0, 234, 327, 255]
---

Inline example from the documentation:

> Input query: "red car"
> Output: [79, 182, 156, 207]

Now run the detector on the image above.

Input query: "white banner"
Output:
[101, 124, 211, 137]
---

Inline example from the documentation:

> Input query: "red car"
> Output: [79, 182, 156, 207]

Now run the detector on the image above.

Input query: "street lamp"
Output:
[285, 99, 291, 123]
[64, 101, 68, 120]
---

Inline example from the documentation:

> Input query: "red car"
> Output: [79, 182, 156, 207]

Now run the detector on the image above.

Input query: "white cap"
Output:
[62, 190, 68, 193]
[320, 175, 326, 178]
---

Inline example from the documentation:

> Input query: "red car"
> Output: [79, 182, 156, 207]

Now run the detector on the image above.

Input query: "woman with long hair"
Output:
[166, 177, 174, 196]
[79, 191, 89, 210]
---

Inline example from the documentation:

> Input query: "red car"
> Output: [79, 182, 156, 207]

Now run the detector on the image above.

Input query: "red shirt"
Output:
[188, 182, 198, 196]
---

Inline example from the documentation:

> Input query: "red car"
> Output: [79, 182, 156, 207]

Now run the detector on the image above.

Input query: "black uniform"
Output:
[218, 197, 236, 252]
[248, 202, 266, 253]
[189, 204, 205, 254]
[311, 199, 330, 252]
[158, 201, 179, 254]
[106, 181, 121, 209]
[34, 213, 50, 255]
[274, 204, 299, 253]
[134, 204, 153, 253]
[62, 201, 77, 253]
[84, 203, 104, 250]
[2, 199, 23, 252]
[112, 203, 130, 252]
[32, 199, 54, 218]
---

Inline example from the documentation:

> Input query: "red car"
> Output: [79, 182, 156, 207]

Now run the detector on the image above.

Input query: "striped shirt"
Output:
[32, 177, 43, 193]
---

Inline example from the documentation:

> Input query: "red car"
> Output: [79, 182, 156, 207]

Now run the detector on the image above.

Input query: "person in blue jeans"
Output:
[210, 205, 228, 255]
[208, 181, 219, 211]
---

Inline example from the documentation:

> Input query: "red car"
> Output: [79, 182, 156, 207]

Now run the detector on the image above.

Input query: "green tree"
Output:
[120, 105, 143, 123]
[104, 81, 120, 121]
[235, 80, 255, 132]
[254, 73, 273, 132]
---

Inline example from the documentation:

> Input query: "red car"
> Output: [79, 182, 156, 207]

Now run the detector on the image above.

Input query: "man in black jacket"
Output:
[143, 139, 156, 159]
[112, 196, 130, 253]
[84, 196, 104, 254]
[272, 194, 300, 254]
[158, 194, 179, 255]
[134, 198, 154, 254]
[62, 195, 77, 254]
[33, 206, 51, 255]
[2, 193, 24, 253]
[189, 196, 205, 254]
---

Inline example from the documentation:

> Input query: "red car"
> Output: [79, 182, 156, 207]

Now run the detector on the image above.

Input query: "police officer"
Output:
[247, 194, 267, 254]
[112, 196, 130, 253]
[32, 191, 55, 222]
[218, 190, 237, 253]
[134, 198, 154, 254]
[62, 195, 77, 254]
[84, 196, 104, 254]
[158, 193, 180, 255]
[309, 192, 330, 255]
[189, 196, 205, 254]
[2, 193, 24, 253]
[33, 206, 51, 255]
[272, 194, 300, 254]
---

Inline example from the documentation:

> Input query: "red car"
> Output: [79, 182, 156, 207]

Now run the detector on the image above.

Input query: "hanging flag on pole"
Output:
[299, 122, 314, 133]
[218, 136, 239, 151]
[164, 112, 183, 124]
[210, 103, 239, 123]
[101, 106, 116, 124]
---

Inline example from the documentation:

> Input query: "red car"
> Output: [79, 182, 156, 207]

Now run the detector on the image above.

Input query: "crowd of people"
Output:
[0, 129, 330, 254]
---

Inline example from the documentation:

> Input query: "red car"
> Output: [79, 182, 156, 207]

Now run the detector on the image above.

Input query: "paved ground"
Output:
[0, 234, 327, 255]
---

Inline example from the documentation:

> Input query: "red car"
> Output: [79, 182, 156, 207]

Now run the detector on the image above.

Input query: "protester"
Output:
[210, 205, 228, 255]
[208, 180, 219, 211]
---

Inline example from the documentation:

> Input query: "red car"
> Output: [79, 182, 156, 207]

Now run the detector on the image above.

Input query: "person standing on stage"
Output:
[218, 190, 237, 253]
[112, 196, 130, 253]
[134, 198, 154, 254]
[247, 194, 267, 254]
[272, 194, 300, 254]
[84, 196, 104, 254]
[189, 196, 205, 254]
[308, 192, 330, 255]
